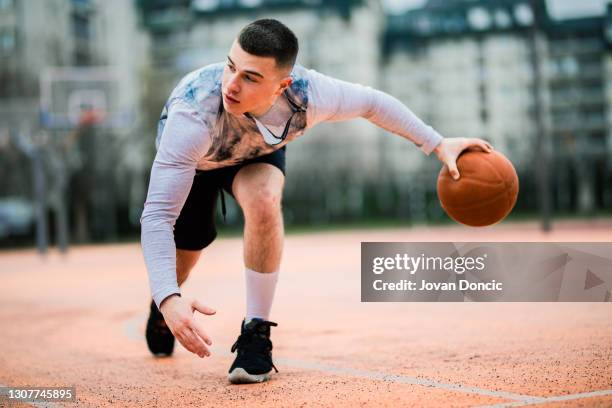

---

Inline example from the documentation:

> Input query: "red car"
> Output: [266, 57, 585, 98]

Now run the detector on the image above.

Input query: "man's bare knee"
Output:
[233, 164, 284, 218]
[244, 188, 282, 220]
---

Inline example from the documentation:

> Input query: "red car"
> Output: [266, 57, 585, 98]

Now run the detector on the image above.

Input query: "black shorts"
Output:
[174, 146, 286, 251]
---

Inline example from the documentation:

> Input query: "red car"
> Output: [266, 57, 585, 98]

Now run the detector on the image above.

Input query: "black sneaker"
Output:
[228, 318, 279, 384]
[145, 300, 175, 357]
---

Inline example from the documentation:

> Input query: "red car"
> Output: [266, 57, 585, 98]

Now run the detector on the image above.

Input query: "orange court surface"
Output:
[1, 219, 611, 407]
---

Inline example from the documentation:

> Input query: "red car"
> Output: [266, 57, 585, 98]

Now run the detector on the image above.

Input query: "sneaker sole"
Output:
[228, 367, 271, 384]
[151, 352, 172, 358]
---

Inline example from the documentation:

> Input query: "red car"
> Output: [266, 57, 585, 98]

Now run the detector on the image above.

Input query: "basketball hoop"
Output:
[77, 108, 106, 127]
[39, 67, 131, 131]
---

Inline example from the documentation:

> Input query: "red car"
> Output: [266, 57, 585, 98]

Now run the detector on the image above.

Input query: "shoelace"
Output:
[231, 321, 279, 373]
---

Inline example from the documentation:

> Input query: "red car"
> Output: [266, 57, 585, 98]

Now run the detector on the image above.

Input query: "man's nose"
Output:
[227, 74, 240, 94]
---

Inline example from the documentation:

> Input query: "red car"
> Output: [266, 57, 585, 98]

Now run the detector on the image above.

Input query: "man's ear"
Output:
[277, 77, 292, 95]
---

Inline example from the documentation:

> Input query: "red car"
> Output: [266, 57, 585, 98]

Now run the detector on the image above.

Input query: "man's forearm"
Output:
[140, 216, 181, 309]
[362, 87, 444, 155]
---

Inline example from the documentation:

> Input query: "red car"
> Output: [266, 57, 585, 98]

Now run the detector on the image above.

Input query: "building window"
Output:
[191, 0, 219, 12]
[468, 7, 492, 30]
[480, 108, 489, 123]
[0, 29, 15, 54]
[72, 14, 90, 40]
[557, 56, 579, 76]
[0, 0, 12, 11]
[440, 14, 466, 33]
[514, 3, 534, 26]
[239, 0, 263, 7]
[415, 15, 432, 34]
[494, 9, 511, 28]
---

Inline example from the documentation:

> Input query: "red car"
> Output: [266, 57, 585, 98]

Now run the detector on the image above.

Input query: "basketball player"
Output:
[140, 18, 493, 384]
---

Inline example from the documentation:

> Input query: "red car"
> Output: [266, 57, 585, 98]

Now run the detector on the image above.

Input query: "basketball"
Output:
[436, 149, 519, 227]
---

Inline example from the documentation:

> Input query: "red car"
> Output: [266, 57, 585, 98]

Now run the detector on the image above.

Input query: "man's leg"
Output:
[176, 249, 202, 286]
[228, 162, 283, 384]
[232, 162, 285, 321]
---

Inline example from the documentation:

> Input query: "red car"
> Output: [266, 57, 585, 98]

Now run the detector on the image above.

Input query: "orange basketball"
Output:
[437, 150, 519, 227]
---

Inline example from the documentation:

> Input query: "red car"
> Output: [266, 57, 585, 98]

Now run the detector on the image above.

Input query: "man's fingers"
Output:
[186, 327, 210, 357]
[191, 299, 216, 316]
[447, 161, 460, 180]
[175, 331, 200, 356]
[467, 138, 493, 152]
[191, 319, 213, 347]
[479, 140, 493, 152]
[176, 326, 210, 358]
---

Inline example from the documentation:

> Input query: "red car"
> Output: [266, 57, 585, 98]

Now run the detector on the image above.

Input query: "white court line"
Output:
[124, 314, 612, 406]
[123, 314, 539, 403]
[273, 357, 541, 402]
[476, 389, 612, 407]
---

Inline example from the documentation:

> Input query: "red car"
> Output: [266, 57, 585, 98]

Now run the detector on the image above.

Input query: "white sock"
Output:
[245, 267, 279, 322]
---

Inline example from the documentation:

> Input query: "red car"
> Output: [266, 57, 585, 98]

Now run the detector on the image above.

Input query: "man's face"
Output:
[221, 40, 292, 117]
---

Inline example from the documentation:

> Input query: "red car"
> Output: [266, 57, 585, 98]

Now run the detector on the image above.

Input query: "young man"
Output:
[140, 19, 493, 384]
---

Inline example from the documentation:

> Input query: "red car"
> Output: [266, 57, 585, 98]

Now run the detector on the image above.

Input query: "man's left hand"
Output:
[433, 137, 494, 180]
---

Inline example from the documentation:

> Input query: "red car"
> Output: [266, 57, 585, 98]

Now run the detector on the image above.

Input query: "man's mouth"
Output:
[224, 93, 240, 104]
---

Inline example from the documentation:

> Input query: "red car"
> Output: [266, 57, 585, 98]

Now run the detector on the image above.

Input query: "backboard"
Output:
[40, 67, 131, 130]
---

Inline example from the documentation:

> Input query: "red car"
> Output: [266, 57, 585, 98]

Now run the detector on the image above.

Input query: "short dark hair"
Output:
[238, 19, 299, 71]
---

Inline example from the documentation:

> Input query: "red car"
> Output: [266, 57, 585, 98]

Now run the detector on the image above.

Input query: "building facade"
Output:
[383, 0, 612, 216]
[2, 0, 612, 246]
[0, 0, 150, 243]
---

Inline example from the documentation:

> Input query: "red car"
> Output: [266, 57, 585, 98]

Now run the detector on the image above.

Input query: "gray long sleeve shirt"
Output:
[141, 62, 444, 308]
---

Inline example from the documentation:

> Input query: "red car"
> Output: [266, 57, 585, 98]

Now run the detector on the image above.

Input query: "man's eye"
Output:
[245, 76, 256, 82]
[227, 64, 236, 72]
